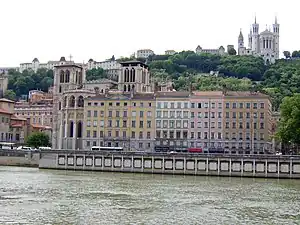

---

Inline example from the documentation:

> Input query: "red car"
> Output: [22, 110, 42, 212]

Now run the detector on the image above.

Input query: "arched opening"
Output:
[78, 72, 82, 84]
[125, 68, 129, 82]
[77, 96, 84, 107]
[128, 85, 131, 92]
[130, 69, 133, 82]
[63, 96, 67, 107]
[101, 89, 104, 93]
[142, 86, 146, 92]
[58, 102, 61, 110]
[132, 84, 135, 91]
[65, 70, 70, 83]
[77, 121, 82, 138]
[59, 86, 62, 93]
[69, 121, 74, 137]
[75, 71, 78, 83]
[60, 70, 65, 83]
[132, 68, 135, 82]
[124, 85, 127, 92]
[69, 96, 75, 108]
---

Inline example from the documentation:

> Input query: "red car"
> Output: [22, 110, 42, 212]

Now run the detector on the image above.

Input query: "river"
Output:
[0, 166, 300, 224]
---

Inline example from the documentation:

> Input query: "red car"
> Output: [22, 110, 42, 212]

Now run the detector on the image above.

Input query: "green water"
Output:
[0, 166, 300, 225]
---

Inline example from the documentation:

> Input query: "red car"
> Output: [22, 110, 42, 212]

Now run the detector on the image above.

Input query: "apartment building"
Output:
[155, 92, 190, 152]
[223, 91, 272, 154]
[83, 92, 156, 151]
[189, 91, 224, 151]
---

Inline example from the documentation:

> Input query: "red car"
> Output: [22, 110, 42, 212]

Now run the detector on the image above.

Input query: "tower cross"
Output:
[69, 54, 73, 62]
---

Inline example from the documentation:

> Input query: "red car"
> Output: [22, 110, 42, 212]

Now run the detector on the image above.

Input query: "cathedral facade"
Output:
[238, 16, 280, 64]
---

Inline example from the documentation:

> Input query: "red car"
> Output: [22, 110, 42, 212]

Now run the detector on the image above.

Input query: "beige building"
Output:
[165, 50, 176, 55]
[136, 49, 154, 58]
[223, 91, 272, 154]
[0, 73, 8, 97]
[196, 45, 226, 55]
[83, 92, 156, 151]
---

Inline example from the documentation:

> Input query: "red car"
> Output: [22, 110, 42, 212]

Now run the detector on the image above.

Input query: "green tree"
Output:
[86, 68, 107, 81]
[228, 48, 237, 55]
[276, 94, 300, 154]
[283, 51, 291, 59]
[26, 132, 51, 148]
[3, 90, 16, 101]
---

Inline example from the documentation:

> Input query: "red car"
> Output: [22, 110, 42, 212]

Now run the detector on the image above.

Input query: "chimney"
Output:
[94, 87, 100, 95]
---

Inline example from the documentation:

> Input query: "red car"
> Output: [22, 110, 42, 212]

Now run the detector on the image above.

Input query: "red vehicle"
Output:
[188, 148, 203, 153]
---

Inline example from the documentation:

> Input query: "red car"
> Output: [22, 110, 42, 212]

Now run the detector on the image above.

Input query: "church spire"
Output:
[254, 14, 257, 24]
[275, 15, 278, 24]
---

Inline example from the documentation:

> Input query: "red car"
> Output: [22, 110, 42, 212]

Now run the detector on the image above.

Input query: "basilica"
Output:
[238, 16, 280, 64]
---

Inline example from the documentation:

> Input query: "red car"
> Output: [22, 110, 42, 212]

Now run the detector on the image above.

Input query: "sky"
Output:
[0, 0, 298, 67]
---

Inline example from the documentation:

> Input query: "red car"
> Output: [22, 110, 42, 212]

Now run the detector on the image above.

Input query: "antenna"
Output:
[69, 54, 73, 62]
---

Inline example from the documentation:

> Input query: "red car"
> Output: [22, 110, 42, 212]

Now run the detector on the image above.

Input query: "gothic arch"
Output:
[60, 70, 65, 83]
[58, 102, 61, 110]
[69, 95, 75, 108]
[69, 121, 74, 137]
[124, 85, 127, 92]
[132, 68, 135, 82]
[59, 86, 62, 93]
[130, 69, 133, 82]
[77, 96, 84, 107]
[78, 71, 82, 84]
[128, 85, 131, 92]
[125, 68, 129, 82]
[63, 96, 67, 107]
[65, 70, 70, 83]
[75, 71, 78, 83]
[77, 121, 82, 138]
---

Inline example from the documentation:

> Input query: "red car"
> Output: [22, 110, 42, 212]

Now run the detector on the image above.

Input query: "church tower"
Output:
[238, 29, 244, 55]
[251, 16, 259, 54]
[118, 61, 152, 93]
[273, 16, 280, 59]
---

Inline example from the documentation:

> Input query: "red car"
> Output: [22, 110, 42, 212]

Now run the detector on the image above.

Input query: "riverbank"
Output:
[39, 150, 300, 179]
[0, 151, 39, 167]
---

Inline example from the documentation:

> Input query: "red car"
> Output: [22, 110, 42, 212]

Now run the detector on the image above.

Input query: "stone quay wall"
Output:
[0, 151, 39, 167]
[39, 150, 300, 179]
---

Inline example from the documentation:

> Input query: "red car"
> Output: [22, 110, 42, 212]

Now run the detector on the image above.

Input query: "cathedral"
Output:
[238, 16, 280, 64]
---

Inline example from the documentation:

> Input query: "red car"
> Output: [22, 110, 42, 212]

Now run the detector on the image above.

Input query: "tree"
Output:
[228, 48, 237, 55]
[4, 90, 16, 101]
[26, 132, 51, 148]
[276, 94, 300, 148]
[283, 51, 291, 59]
[86, 68, 107, 81]
[292, 50, 300, 58]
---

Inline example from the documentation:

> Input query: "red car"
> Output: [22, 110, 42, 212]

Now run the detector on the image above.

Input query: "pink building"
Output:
[189, 91, 224, 152]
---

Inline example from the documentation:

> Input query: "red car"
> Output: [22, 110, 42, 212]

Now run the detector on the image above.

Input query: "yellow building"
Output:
[223, 91, 272, 154]
[83, 91, 155, 151]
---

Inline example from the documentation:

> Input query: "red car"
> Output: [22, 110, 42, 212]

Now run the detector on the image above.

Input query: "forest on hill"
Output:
[4, 51, 300, 111]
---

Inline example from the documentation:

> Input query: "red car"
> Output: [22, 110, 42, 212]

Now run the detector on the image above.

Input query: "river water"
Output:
[0, 167, 300, 225]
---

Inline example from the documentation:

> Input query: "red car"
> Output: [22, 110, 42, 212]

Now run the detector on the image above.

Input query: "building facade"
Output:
[238, 16, 280, 64]
[223, 91, 272, 154]
[195, 46, 226, 55]
[155, 92, 190, 152]
[189, 91, 224, 151]
[83, 92, 155, 151]
[136, 49, 154, 58]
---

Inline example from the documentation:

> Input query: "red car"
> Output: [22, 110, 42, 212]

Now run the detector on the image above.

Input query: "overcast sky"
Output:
[0, 0, 298, 66]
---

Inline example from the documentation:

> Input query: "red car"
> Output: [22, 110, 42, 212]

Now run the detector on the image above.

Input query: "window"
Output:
[93, 120, 97, 127]
[232, 112, 236, 118]
[218, 112, 222, 118]
[260, 103, 265, 109]
[86, 130, 90, 138]
[197, 132, 201, 139]
[147, 121, 151, 128]
[239, 122, 243, 129]
[139, 121, 143, 128]
[191, 103, 195, 108]
[211, 103, 215, 109]
[87, 120, 91, 127]
[184, 102, 188, 108]
[148, 102, 152, 107]
[123, 111, 127, 117]
[140, 111, 144, 117]
[132, 121, 136, 128]
[218, 133, 222, 139]
[218, 122, 221, 128]
[191, 122, 195, 128]
[163, 102, 168, 108]
[116, 111, 120, 117]
[147, 111, 152, 117]
[169, 120, 174, 128]
[157, 102, 161, 108]
[253, 103, 257, 109]
[226, 112, 229, 118]
[232, 122, 236, 129]
[87, 110, 91, 117]
[147, 132, 151, 139]
[115, 120, 120, 127]
[239, 112, 243, 119]
[260, 123, 264, 129]
[139, 131, 143, 139]
[197, 121, 202, 128]
[123, 120, 127, 128]
[108, 111, 112, 117]
[246, 103, 250, 109]
[218, 103, 222, 109]
[239, 103, 243, 108]
[93, 131, 97, 138]
[226, 103, 230, 108]
[94, 111, 98, 117]
[260, 113, 264, 119]
[156, 111, 161, 118]
[197, 103, 201, 108]
[197, 112, 201, 118]
[123, 131, 126, 138]
[100, 120, 104, 127]
[232, 103, 237, 108]
[131, 131, 135, 138]
[156, 120, 161, 128]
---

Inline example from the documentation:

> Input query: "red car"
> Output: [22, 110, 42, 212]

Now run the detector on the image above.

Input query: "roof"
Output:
[260, 29, 273, 36]
[238, 30, 244, 40]
[88, 58, 94, 62]
[87, 92, 155, 101]
[31, 124, 52, 130]
[0, 108, 13, 115]
[155, 91, 190, 98]
[85, 78, 117, 84]
[11, 115, 27, 121]
[11, 124, 23, 128]
[224, 91, 269, 98]
[192, 91, 223, 97]
[54, 64, 83, 69]
[32, 58, 39, 62]
[120, 61, 148, 68]
[0, 98, 14, 103]
[59, 56, 66, 61]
